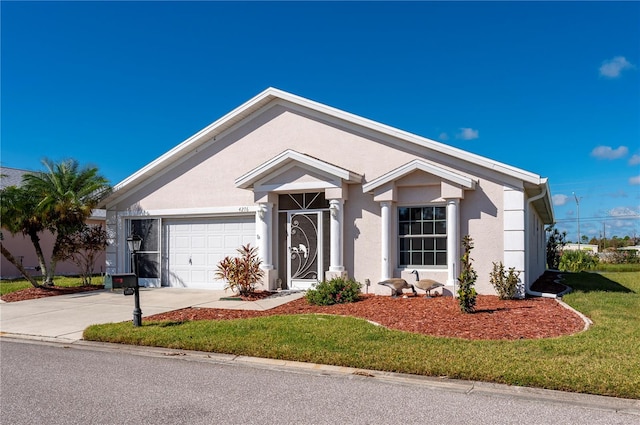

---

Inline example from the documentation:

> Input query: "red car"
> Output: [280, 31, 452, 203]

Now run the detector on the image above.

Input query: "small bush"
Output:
[306, 277, 361, 306]
[457, 235, 477, 313]
[559, 250, 599, 272]
[545, 225, 567, 270]
[489, 262, 521, 300]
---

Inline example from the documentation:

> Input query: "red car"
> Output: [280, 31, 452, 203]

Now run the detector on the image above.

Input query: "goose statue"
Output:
[377, 278, 417, 298]
[410, 270, 444, 298]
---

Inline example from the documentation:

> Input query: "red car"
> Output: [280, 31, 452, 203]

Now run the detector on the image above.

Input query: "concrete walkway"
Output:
[0, 288, 305, 342]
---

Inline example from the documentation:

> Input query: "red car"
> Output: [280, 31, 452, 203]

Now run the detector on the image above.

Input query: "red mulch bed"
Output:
[145, 294, 586, 340]
[2, 271, 586, 340]
[0, 285, 104, 302]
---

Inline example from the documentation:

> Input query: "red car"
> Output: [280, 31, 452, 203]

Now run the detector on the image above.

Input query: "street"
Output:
[1, 339, 637, 424]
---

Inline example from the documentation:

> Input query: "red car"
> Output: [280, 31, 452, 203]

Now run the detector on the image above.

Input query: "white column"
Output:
[256, 203, 273, 269]
[446, 199, 460, 287]
[380, 201, 392, 280]
[328, 199, 345, 272]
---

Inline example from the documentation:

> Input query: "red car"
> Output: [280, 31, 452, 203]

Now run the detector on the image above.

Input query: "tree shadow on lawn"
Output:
[564, 271, 635, 294]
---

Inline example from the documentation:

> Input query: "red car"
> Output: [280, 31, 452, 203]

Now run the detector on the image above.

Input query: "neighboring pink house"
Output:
[100, 88, 554, 296]
[0, 166, 107, 279]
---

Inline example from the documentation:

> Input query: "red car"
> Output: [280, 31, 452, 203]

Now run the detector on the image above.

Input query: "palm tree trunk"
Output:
[0, 242, 41, 288]
[28, 231, 51, 286]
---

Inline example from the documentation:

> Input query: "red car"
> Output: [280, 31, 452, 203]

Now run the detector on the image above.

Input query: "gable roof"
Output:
[103, 88, 554, 221]
[362, 159, 476, 193]
[235, 149, 362, 190]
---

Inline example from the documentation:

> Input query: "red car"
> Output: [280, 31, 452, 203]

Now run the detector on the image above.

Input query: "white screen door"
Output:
[288, 211, 323, 289]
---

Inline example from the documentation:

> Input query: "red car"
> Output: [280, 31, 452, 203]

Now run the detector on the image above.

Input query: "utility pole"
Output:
[573, 192, 581, 249]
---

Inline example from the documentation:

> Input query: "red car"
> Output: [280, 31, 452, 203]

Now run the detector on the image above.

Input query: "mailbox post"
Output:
[127, 234, 143, 327]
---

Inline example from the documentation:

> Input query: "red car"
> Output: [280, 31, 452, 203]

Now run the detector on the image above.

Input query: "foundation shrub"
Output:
[214, 244, 264, 297]
[306, 277, 361, 306]
[489, 262, 521, 300]
[457, 235, 478, 313]
[559, 250, 599, 272]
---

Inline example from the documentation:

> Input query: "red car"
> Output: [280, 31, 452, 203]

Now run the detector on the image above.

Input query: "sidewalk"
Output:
[0, 288, 305, 341]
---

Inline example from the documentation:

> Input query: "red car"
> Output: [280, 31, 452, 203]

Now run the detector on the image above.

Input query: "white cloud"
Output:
[608, 206, 640, 217]
[630, 175, 640, 185]
[456, 128, 479, 140]
[629, 154, 640, 166]
[599, 56, 635, 78]
[590, 145, 629, 160]
[552, 194, 569, 206]
[438, 132, 449, 141]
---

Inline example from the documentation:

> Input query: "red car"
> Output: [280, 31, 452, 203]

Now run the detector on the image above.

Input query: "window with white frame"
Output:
[398, 206, 447, 267]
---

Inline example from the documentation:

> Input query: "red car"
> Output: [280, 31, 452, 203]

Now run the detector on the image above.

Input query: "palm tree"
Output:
[0, 185, 45, 287]
[22, 159, 111, 285]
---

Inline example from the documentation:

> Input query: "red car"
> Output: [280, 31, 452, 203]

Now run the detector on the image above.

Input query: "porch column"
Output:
[380, 201, 392, 280]
[446, 198, 460, 288]
[329, 199, 344, 272]
[256, 202, 273, 269]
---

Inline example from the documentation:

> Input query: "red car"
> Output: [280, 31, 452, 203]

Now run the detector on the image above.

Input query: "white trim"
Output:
[329, 199, 344, 272]
[256, 203, 274, 269]
[254, 161, 338, 184]
[363, 159, 476, 193]
[256, 181, 341, 193]
[235, 149, 362, 189]
[446, 199, 460, 287]
[117, 206, 259, 217]
[380, 201, 392, 281]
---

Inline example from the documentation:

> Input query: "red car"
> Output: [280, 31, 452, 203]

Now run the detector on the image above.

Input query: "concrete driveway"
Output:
[0, 288, 304, 342]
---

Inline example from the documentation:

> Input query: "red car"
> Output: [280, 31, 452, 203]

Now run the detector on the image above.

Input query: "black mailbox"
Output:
[110, 273, 138, 289]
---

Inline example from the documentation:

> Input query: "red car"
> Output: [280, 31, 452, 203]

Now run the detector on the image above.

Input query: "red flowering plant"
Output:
[215, 244, 264, 297]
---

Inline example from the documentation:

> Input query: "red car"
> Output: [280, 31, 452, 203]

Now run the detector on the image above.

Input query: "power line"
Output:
[556, 215, 638, 221]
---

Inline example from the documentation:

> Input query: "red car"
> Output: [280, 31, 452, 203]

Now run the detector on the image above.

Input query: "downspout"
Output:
[524, 184, 559, 298]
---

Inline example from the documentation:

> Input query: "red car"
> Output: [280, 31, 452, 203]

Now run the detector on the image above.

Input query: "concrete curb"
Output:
[556, 298, 593, 333]
[2, 334, 639, 416]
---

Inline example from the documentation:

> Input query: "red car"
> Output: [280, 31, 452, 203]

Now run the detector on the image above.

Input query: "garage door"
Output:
[164, 217, 255, 289]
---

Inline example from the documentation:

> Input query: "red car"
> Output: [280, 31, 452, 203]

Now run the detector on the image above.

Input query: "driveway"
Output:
[0, 288, 304, 341]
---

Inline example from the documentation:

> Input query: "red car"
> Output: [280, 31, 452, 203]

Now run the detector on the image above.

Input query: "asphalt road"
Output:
[1, 339, 638, 425]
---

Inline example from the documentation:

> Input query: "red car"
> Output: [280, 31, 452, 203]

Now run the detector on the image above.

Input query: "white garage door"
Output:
[164, 217, 255, 289]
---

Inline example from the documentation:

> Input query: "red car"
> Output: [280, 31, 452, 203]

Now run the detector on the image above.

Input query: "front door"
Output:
[288, 211, 323, 290]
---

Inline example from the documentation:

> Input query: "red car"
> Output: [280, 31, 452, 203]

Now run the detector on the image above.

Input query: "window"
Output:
[398, 206, 447, 267]
[278, 192, 329, 210]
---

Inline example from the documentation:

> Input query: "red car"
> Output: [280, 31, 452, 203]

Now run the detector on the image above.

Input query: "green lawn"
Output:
[84, 271, 640, 399]
[0, 275, 104, 296]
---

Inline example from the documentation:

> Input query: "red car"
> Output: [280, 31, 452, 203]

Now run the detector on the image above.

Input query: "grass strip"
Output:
[0, 275, 104, 296]
[84, 271, 639, 399]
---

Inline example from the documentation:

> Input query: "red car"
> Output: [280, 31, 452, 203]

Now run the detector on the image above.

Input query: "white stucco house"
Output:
[100, 88, 554, 296]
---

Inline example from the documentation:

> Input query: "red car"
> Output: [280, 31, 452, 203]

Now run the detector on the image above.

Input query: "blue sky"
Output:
[2, 1, 639, 242]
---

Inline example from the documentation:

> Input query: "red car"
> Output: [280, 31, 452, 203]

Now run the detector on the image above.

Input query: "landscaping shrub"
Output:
[559, 250, 599, 272]
[489, 262, 521, 299]
[214, 244, 264, 296]
[457, 235, 477, 313]
[306, 277, 361, 306]
[545, 225, 567, 270]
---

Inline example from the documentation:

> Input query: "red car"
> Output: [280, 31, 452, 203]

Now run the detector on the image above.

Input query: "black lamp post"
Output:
[127, 233, 143, 327]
